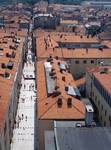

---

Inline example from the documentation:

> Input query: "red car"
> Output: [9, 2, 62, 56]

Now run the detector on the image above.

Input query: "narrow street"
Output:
[10, 36, 36, 150]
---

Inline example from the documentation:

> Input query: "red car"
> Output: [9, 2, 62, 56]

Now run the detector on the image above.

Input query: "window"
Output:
[83, 60, 87, 64]
[104, 121, 106, 126]
[101, 105, 103, 111]
[91, 60, 94, 64]
[75, 60, 79, 64]
[100, 116, 102, 121]
[90, 92, 92, 97]
[109, 116, 111, 126]
[105, 110, 107, 116]
[98, 100, 100, 106]
[6, 53, 10, 58]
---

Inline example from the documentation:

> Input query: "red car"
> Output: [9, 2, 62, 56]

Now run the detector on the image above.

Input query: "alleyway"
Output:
[10, 37, 36, 150]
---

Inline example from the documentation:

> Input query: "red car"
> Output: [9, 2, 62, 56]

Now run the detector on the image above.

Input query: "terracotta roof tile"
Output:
[0, 28, 27, 132]
[36, 29, 111, 59]
[37, 59, 85, 120]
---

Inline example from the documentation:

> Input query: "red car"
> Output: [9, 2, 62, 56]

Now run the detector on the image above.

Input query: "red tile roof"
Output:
[36, 29, 111, 59]
[0, 28, 27, 133]
[37, 59, 86, 120]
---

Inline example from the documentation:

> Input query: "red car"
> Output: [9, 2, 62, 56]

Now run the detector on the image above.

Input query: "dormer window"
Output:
[1, 63, 6, 69]
[7, 61, 14, 70]
[4, 72, 10, 78]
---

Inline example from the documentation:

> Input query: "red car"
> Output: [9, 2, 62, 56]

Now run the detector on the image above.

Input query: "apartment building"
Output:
[0, 8, 30, 30]
[58, 20, 79, 32]
[86, 66, 111, 126]
[33, 13, 60, 29]
[0, 28, 28, 150]
[37, 58, 86, 150]
[36, 29, 111, 79]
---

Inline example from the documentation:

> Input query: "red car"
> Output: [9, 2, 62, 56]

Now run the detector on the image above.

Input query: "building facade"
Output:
[33, 13, 60, 29]
[86, 67, 111, 126]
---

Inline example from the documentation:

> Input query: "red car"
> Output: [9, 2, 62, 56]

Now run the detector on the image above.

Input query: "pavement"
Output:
[10, 45, 36, 150]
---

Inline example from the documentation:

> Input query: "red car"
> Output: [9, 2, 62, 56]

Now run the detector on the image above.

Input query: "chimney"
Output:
[62, 76, 65, 82]
[51, 68, 55, 72]
[80, 35, 83, 38]
[67, 98, 72, 108]
[58, 62, 60, 66]
[57, 98, 62, 108]
[55, 86, 59, 90]
[87, 35, 89, 38]
[86, 48, 88, 53]
[65, 86, 68, 91]
[98, 47, 103, 51]
[55, 56, 58, 60]
[60, 69, 63, 73]
[1, 63, 6, 69]
[4, 72, 10, 78]
[52, 90, 61, 97]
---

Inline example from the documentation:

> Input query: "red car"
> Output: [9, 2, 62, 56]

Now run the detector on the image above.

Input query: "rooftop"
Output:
[0, 28, 27, 132]
[36, 29, 111, 59]
[54, 127, 111, 150]
[37, 58, 85, 120]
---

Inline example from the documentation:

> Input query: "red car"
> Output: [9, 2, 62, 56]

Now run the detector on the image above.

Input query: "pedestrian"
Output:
[14, 120, 16, 128]
[22, 114, 24, 120]
[24, 84, 26, 89]
[25, 116, 27, 121]
[17, 121, 19, 128]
